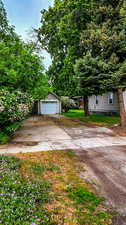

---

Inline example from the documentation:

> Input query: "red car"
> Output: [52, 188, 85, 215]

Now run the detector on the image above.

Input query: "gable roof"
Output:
[48, 92, 60, 100]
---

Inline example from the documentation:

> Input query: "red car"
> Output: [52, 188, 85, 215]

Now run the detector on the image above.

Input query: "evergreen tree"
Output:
[80, 0, 126, 125]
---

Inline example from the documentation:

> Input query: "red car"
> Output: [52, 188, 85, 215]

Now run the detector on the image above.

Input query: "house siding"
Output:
[123, 90, 126, 111]
[89, 92, 120, 115]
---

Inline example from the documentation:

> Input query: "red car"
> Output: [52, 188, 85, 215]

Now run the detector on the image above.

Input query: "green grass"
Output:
[0, 155, 55, 225]
[63, 109, 120, 126]
[30, 161, 61, 175]
[66, 185, 111, 225]
[0, 152, 113, 225]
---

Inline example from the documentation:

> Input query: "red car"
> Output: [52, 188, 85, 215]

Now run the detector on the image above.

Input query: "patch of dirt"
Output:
[76, 147, 126, 206]
[110, 126, 126, 136]
[51, 116, 95, 128]
[0, 144, 8, 149]
[112, 214, 126, 225]
[12, 141, 39, 146]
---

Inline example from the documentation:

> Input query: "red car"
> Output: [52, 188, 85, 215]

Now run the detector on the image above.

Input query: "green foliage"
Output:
[67, 185, 104, 209]
[45, 162, 61, 172]
[30, 162, 61, 176]
[64, 150, 76, 158]
[0, 89, 33, 126]
[74, 54, 110, 96]
[0, 155, 55, 225]
[63, 109, 85, 119]
[61, 96, 77, 112]
[38, 0, 91, 96]
[38, 0, 126, 101]
[0, 40, 49, 99]
[0, 132, 9, 144]
[30, 162, 46, 175]
[3, 122, 21, 136]
[63, 109, 120, 125]
[0, 0, 16, 41]
[0, 0, 50, 139]
[66, 185, 111, 225]
[0, 0, 50, 127]
[80, 0, 126, 91]
[84, 114, 120, 126]
[0, 122, 21, 144]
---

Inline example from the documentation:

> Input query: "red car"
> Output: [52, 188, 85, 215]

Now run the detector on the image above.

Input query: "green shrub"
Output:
[0, 88, 33, 126]
[0, 122, 21, 144]
[61, 96, 77, 112]
[0, 132, 9, 144]
[3, 122, 21, 136]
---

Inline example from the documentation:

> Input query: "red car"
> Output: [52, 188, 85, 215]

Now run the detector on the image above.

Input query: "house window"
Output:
[108, 92, 114, 104]
[96, 96, 98, 104]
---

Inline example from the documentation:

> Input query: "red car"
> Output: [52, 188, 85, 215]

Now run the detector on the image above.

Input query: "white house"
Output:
[37, 92, 61, 115]
[88, 91, 126, 115]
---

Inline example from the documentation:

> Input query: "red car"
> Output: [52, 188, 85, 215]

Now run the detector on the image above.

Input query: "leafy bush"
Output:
[0, 155, 55, 225]
[3, 122, 21, 136]
[0, 123, 21, 144]
[61, 96, 77, 112]
[0, 132, 9, 144]
[0, 88, 33, 126]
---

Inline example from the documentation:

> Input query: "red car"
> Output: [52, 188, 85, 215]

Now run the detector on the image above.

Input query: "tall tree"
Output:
[0, 0, 49, 99]
[37, 0, 91, 96]
[79, 0, 126, 124]
[0, 0, 8, 35]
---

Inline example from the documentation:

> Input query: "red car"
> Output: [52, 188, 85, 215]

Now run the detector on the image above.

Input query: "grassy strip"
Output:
[63, 109, 120, 126]
[11, 150, 113, 225]
[66, 185, 111, 225]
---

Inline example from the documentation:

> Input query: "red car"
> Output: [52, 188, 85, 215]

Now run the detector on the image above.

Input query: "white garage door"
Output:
[40, 102, 58, 114]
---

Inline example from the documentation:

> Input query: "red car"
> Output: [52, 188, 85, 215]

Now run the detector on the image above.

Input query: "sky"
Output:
[3, 0, 54, 68]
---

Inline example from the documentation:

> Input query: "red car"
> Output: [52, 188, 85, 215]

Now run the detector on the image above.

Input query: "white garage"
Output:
[38, 92, 61, 115]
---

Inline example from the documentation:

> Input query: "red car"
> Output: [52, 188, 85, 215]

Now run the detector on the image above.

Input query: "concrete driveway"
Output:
[1, 115, 126, 221]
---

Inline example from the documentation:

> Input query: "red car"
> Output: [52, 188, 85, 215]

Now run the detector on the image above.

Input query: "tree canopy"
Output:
[0, 0, 49, 99]
[80, 0, 126, 88]
[38, 0, 91, 96]
[0, 0, 50, 130]
[38, 0, 126, 124]
[38, 0, 126, 96]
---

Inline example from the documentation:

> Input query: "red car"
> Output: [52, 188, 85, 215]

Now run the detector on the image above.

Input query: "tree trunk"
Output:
[118, 88, 126, 127]
[83, 96, 89, 117]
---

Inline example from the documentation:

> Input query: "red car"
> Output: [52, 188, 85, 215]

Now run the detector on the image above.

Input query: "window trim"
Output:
[96, 95, 99, 105]
[108, 92, 114, 104]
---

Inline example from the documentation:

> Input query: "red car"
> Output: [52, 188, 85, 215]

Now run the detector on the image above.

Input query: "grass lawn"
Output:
[63, 109, 120, 126]
[0, 151, 113, 225]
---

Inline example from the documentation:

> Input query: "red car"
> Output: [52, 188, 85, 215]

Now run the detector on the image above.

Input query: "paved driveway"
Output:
[1, 115, 126, 220]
